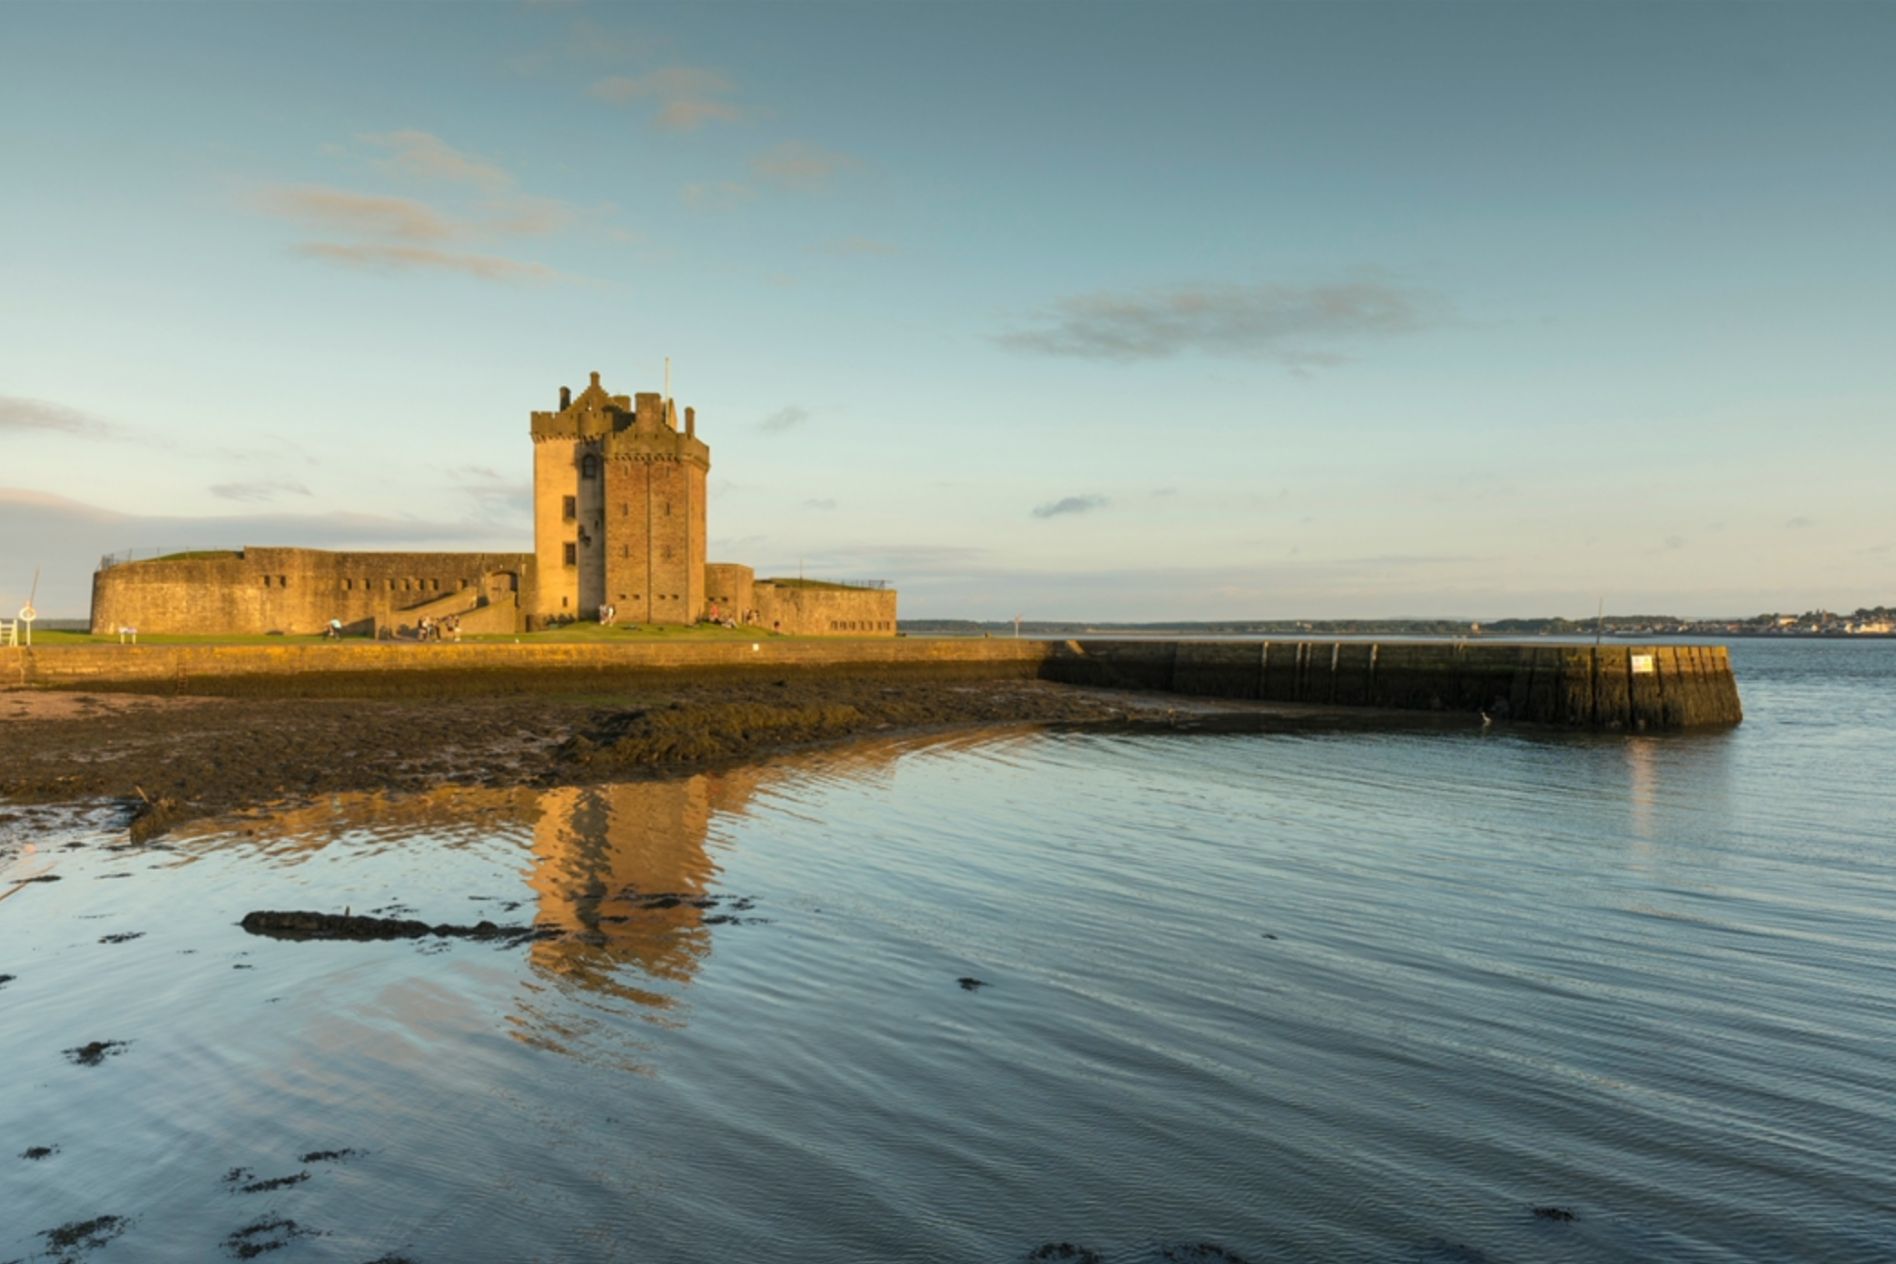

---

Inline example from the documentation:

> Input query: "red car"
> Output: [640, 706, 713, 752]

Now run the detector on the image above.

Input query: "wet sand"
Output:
[0, 675, 1417, 845]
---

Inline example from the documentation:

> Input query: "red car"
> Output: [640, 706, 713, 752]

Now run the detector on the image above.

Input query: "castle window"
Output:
[580, 454, 599, 479]
[664, 500, 672, 517]
[261, 576, 271, 588]
[619, 503, 628, 517]
[279, 576, 288, 587]
[344, 579, 353, 591]
[621, 545, 629, 559]
[563, 543, 577, 567]
[431, 579, 440, 592]
[562, 496, 576, 522]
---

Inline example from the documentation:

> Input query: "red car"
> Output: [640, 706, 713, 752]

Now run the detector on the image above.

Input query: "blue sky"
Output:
[3, 1, 1892, 619]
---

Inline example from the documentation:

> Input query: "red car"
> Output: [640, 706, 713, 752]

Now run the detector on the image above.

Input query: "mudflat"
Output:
[0, 673, 1399, 844]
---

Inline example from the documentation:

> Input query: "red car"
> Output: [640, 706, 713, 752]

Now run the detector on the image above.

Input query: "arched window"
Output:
[580, 454, 600, 480]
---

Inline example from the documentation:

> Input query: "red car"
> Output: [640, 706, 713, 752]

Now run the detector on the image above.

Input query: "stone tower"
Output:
[529, 371, 709, 625]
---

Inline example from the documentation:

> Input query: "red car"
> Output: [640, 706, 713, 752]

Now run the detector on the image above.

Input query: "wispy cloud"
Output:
[359, 130, 512, 192]
[997, 278, 1440, 365]
[758, 405, 810, 434]
[819, 236, 898, 257]
[253, 132, 601, 284]
[1785, 515, 1817, 529]
[448, 465, 532, 521]
[751, 140, 857, 191]
[590, 67, 744, 131]
[1033, 494, 1109, 520]
[681, 180, 755, 212]
[255, 185, 459, 241]
[290, 243, 567, 285]
[209, 480, 313, 504]
[0, 395, 126, 441]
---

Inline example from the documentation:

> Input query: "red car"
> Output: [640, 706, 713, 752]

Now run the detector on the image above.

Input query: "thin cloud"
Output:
[590, 67, 744, 131]
[751, 141, 857, 191]
[1785, 515, 1817, 529]
[681, 180, 755, 211]
[290, 243, 567, 285]
[0, 395, 122, 440]
[997, 279, 1440, 364]
[819, 236, 898, 257]
[209, 481, 313, 504]
[255, 185, 459, 241]
[359, 130, 512, 192]
[1033, 494, 1109, 520]
[758, 405, 810, 434]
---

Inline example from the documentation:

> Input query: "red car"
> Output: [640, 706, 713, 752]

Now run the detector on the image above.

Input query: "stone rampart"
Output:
[753, 583, 898, 636]
[90, 548, 532, 636]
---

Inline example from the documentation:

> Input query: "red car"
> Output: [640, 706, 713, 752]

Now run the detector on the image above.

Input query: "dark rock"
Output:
[1161, 1246, 1252, 1263]
[64, 1040, 129, 1066]
[21, 1145, 58, 1160]
[958, 977, 987, 991]
[98, 932, 144, 945]
[237, 1172, 309, 1194]
[40, 1215, 130, 1256]
[0, 973, 14, 988]
[1532, 1206, 1576, 1222]
[1029, 1244, 1102, 1263]
[299, 1148, 362, 1164]
[223, 1216, 317, 1259]
[239, 910, 559, 945]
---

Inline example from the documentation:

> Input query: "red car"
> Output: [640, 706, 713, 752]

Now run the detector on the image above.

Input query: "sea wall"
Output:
[1040, 640, 1742, 730]
[5, 637, 1740, 729]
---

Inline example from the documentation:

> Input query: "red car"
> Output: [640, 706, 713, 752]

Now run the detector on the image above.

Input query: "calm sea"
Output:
[2, 640, 1892, 1263]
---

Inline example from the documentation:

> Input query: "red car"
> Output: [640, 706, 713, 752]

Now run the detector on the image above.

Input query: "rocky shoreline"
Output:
[0, 675, 1406, 845]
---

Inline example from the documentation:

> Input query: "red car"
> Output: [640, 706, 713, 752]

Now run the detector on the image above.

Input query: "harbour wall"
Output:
[4, 639, 1740, 729]
[1040, 640, 1742, 730]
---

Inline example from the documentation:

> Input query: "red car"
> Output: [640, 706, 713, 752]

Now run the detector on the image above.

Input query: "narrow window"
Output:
[620, 545, 629, 559]
[562, 496, 577, 522]
[619, 503, 628, 517]
[580, 454, 599, 479]
[563, 542, 577, 566]
[261, 576, 271, 588]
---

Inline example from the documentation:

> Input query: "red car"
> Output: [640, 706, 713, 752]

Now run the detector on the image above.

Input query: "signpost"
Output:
[19, 568, 37, 647]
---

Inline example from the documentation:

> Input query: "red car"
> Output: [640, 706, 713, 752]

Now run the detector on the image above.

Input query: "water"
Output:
[2, 640, 1892, 1262]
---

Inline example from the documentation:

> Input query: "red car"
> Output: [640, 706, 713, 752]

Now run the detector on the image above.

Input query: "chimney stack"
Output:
[685, 406, 696, 437]
[559, 385, 571, 410]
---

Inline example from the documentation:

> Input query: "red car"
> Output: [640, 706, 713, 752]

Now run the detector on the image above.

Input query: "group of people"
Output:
[412, 614, 461, 641]
[704, 601, 759, 629]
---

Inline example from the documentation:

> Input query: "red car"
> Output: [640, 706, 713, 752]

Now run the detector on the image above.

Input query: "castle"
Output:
[89, 372, 898, 638]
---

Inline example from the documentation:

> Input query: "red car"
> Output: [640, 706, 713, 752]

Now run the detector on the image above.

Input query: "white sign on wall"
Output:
[1631, 653, 1655, 675]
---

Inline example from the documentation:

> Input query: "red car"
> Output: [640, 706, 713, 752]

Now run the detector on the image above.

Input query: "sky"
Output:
[3, 1, 1892, 620]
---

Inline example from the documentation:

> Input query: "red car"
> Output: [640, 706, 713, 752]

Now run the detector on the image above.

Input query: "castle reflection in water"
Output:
[168, 734, 949, 1053]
